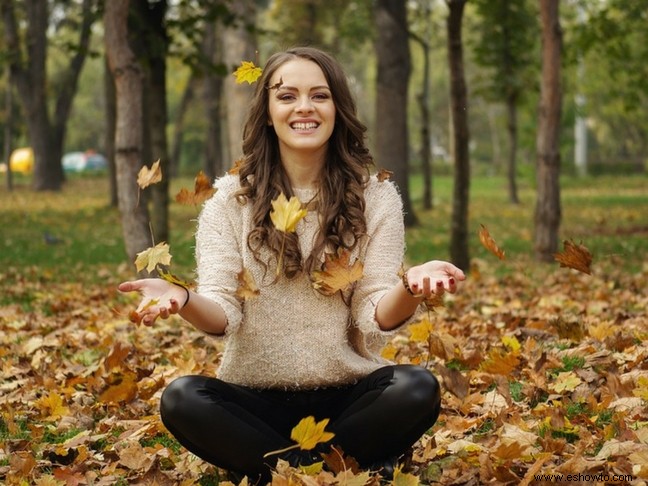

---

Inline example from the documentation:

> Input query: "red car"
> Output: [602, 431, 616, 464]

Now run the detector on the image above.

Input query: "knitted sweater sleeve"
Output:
[194, 176, 244, 335]
[351, 178, 408, 341]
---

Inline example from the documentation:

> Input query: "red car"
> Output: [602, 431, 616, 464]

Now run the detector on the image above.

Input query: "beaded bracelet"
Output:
[401, 270, 417, 296]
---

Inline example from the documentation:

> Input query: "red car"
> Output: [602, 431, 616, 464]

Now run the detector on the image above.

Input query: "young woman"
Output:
[119, 47, 465, 483]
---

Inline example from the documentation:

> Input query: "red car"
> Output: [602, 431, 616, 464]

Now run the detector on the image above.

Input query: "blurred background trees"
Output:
[1, 0, 646, 267]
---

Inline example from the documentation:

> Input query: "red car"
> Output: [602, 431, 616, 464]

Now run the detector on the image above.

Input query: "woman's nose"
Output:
[295, 96, 314, 113]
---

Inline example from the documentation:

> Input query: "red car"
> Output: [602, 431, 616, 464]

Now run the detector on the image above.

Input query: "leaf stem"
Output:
[263, 443, 299, 458]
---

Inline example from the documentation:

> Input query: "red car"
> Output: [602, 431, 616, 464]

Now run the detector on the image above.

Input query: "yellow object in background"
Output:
[9, 147, 34, 174]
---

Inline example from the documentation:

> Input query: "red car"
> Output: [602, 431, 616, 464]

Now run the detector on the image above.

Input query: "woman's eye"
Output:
[278, 94, 295, 101]
[312, 93, 329, 100]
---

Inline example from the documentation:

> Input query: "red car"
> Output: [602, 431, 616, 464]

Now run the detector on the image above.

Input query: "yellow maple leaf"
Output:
[135, 242, 172, 274]
[480, 348, 520, 375]
[311, 248, 364, 296]
[392, 465, 420, 486]
[408, 318, 434, 343]
[502, 335, 521, 353]
[175, 171, 216, 206]
[270, 193, 308, 233]
[236, 268, 260, 301]
[632, 376, 648, 400]
[158, 268, 193, 290]
[291, 416, 335, 450]
[263, 416, 335, 459]
[137, 159, 162, 189]
[34, 392, 69, 421]
[551, 371, 582, 393]
[233, 60, 262, 84]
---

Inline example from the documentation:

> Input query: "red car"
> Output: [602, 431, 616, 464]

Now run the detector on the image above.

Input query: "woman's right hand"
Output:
[118, 278, 189, 326]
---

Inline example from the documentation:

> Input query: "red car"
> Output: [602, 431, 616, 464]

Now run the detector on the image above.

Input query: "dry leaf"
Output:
[479, 224, 506, 260]
[135, 242, 172, 274]
[321, 446, 361, 474]
[376, 168, 393, 182]
[480, 348, 520, 375]
[98, 373, 138, 404]
[270, 193, 308, 233]
[551, 371, 582, 393]
[175, 171, 216, 206]
[290, 416, 335, 451]
[233, 61, 262, 84]
[554, 239, 593, 275]
[229, 158, 244, 175]
[34, 391, 69, 421]
[158, 268, 193, 289]
[311, 248, 364, 296]
[408, 318, 434, 343]
[236, 268, 260, 301]
[137, 160, 162, 189]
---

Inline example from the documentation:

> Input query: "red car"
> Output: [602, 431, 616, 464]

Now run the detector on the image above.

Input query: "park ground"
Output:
[0, 173, 647, 485]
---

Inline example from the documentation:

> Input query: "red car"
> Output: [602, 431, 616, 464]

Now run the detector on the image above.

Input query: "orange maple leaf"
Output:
[175, 171, 216, 206]
[479, 224, 505, 260]
[480, 348, 520, 375]
[34, 392, 69, 421]
[554, 239, 593, 275]
[311, 248, 364, 296]
[137, 160, 162, 189]
[236, 268, 260, 301]
[98, 373, 138, 404]
[228, 158, 244, 175]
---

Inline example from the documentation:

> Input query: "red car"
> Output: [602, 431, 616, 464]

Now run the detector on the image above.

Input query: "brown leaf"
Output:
[104, 341, 131, 371]
[554, 239, 593, 275]
[311, 248, 364, 296]
[478, 224, 505, 260]
[98, 373, 138, 404]
[137, 160, 162, 189]
[376, 168, 393, 182]
[480, 348, 520, 375]
[229, 158, 243, 175]
[321, 446, 361, 474]
[236, 268, 260, 301]
[175, 171, 216, 206]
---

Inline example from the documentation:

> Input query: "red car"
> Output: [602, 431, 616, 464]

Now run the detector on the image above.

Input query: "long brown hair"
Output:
[236, 47, 373, 279]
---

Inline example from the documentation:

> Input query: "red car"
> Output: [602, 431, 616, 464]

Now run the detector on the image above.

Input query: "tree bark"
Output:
[202, 20, 224, 181]
[374, 0, 417, 227]
[506, 92, 520, 204]
[104, 58, 118, 207]
[169, 74, 197, 177]
[104, 0, 152, 265]
[534, 0, 562, 262]
[4, 64, 13, 191]
[222, 0, 257, 165]
[446, 0, 471, 271]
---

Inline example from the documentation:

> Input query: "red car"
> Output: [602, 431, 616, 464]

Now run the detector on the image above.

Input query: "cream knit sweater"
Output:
[195, 174, 407, 390]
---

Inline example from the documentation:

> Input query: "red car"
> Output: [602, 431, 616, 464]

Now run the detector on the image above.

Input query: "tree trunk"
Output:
[222, 0, 257, 164]
[4, 65, 13, 191]
[203, 20, 224, 181]
[374, 0, 417, 227]
[142, 0, 170, 244]
[104, 0, 152, 266]
[169, 74, 197, 177]
[104, 58, 118, 207]
[2, 0, 95, 191]
[534, 0, 562, 262]
[446, 0, 471, 271]
[506, 92, 520, 204]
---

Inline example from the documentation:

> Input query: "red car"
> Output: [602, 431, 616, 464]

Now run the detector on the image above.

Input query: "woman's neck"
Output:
[281, 152, 326, 190]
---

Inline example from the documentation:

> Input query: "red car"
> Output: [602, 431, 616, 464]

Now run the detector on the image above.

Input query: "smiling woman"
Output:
[119, 46, 465, 483]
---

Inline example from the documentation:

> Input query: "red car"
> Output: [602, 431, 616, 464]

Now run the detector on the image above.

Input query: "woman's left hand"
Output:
[405, 260, 466, 298]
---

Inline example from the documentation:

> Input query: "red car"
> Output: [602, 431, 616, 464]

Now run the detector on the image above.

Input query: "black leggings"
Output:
[160, 364, 441, 481]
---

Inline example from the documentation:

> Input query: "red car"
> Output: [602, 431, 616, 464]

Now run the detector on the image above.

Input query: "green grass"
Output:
[1, 171, 646, 285]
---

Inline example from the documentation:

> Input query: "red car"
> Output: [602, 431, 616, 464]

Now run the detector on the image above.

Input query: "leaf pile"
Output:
[1, 256, 645, 485]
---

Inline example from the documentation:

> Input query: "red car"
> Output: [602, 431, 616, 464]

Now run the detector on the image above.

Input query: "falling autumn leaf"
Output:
[554, 239, 593, 275]
[376, 168, 393, 182]
[311, 248, 364, 296]
[270, 193, 308, 233]
[135, 242, 172, 274]
[479, 224, 506, 260]
[236, 268, 260, 301]
[175, 170, 216, 206]
[137, 160, 162, 189]
[233, 60, 262, 84]
[290, 416, 335, 451]
[229, 158, 244, 175]
[264, 416, 335, 458]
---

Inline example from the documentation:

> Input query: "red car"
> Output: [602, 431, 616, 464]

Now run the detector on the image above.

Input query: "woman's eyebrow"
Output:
[275, 85, 331, 92]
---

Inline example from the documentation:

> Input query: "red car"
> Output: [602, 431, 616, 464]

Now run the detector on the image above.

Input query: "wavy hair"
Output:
[235, 47, 373, 279]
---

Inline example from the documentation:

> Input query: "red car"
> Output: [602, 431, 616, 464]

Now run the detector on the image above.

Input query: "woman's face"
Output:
[267, 58, 336, 164]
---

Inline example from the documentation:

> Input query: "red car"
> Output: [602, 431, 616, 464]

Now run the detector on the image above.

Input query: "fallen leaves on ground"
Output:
[1, 258, 647, 485]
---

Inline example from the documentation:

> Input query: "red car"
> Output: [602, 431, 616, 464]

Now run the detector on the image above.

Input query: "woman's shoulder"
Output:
[213, 173, 242, 195]
[364, 173, 403, 207]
